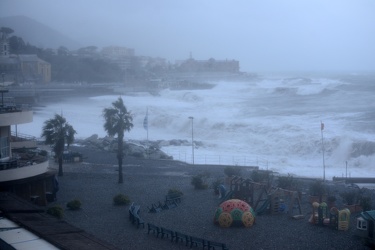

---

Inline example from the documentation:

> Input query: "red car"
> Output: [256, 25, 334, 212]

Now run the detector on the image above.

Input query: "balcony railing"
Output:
[0, 150, 48, 171]
[11, 131, 37, 142]
[0, 96, 31, 114]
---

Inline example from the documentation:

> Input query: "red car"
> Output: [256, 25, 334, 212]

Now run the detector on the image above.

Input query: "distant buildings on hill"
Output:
[175, 57, 240, 73]
[95, 46, 241, 76]
[65, 45, 241, 77]
[0, 30, 51, 84]
[1, 26, 241, 84]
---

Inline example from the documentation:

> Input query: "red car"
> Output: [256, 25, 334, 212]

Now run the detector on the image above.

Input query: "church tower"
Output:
[0, 30, 10, 56]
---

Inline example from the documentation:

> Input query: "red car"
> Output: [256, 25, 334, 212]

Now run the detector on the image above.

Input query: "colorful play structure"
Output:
[220, 176, 303, 218]
[308, 202, 351, 231]
[356, 210, 375, 246]
[214, 199, 256, 228]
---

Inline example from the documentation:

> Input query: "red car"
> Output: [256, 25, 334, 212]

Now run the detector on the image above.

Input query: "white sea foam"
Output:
[16, 74, 375, 179]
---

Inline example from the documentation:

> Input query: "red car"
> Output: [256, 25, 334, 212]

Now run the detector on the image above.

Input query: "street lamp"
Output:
[1, 73, 5, 107]
[188, 116, 194, 164]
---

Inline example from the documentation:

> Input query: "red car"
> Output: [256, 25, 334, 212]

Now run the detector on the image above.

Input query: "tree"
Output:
[9, 36, 26, 54]
[103, 97, 133, 183]
[57, 46, 69, 56]
[41, 114, 76, 176]
[0, 27, 14, 39]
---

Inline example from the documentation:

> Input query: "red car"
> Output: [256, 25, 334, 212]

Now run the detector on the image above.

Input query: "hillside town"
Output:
[0, 26, 242, 86]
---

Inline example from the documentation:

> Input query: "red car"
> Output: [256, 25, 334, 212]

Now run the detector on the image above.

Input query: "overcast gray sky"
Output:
[1, 0, 374, 73]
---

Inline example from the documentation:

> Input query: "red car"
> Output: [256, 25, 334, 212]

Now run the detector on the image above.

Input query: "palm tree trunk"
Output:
[117, 135, 124, 183]
[58, 155, 63, 176]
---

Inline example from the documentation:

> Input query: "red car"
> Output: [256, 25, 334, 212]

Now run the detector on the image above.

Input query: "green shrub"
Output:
[113, 194, 130, 205]
[224, 166, 241, 177]
[340, 190, 358, 205]
[66, 199, 82, 210]
[360, 196, 372, 211]
[130, 151, 144, 158]
[39, 149, 48, 157]
[71, 152, 82, 158]
[309, 180, 326, 196]
[251, 170, 272, 183]
[191, 174, 208, 190]
[168, 188, 184, 197]
[47, 205, 64, 219]
[210, 178, 224, 191]
[327, 195, 337, 203]
[277, 174, 299, 190]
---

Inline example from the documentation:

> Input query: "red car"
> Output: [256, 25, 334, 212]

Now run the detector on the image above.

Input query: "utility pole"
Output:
[321, 121, 325, 181]
[189, 116, 194, 164]
[346, 161, 348, 179]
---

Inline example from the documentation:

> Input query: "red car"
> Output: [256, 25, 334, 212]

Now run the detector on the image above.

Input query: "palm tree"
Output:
[41, 114, 76, 176]
[103, 97, 133, 183]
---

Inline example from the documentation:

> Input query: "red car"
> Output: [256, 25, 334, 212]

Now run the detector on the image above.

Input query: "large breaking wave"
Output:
[18, 73, 375, 178]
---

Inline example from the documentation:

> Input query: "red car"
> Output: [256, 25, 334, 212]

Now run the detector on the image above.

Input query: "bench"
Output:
[147, 223, 161, 237]
[164, 199, 178, 209]
[160, 227, 175, 242]
[207, 240, 229, 250]
[128, 203, 144, 228]
[146, 224, 227, 250]
[147, 202, 163, 213]
[189, 236, 207, 249]
[165, 194, 182, 204]
[148, 199, 178, 212]
[174, 231, 190, 246]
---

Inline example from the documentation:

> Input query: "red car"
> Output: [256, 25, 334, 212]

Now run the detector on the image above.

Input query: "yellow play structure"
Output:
[309, 202, 350, 231]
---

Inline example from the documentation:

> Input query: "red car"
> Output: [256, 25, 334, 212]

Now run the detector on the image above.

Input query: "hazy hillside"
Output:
[0, 15, 81, 50]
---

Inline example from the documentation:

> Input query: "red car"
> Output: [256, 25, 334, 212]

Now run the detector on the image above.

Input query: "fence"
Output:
[163, 149, 269, 169]
[11, 131, 37, 142]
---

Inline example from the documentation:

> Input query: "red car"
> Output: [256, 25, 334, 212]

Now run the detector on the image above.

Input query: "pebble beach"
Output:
[49, 146, 373, 250]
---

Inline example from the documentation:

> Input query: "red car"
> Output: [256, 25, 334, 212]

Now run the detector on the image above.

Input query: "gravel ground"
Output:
[49, 147, 373, 250]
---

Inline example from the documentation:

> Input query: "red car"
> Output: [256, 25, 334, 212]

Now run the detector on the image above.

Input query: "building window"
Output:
[357, 217, 367, 230]
[0, 136, 10, 159]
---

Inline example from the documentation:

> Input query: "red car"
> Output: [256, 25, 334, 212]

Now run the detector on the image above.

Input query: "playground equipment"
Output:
[309, 202, 350, 231]
[267, 187, 302, 217]
[222, 176, 303, 217]
[356, 210, 375, 246]
[214, 199, 256, 228]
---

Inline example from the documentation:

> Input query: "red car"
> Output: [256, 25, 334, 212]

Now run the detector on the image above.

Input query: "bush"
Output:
[224, 166, 241, 177]
[309, 180, 326, 196]
[210, 178, 224, 191]
[113, 194, 130, 205]
[360, 196, 372, 211]
[39, 149, 48, 157]
[47, 205, 64, 219]
[340, 190, 358, 205]
[277, 174, 299, 190]
[327, 195, 337, 203]
[168, 188, 184, 197]
[191, 174, 208, 190]
[251, 170, 272, 183]
[66, 199, 82, 210]
[131, 152, 144, 158]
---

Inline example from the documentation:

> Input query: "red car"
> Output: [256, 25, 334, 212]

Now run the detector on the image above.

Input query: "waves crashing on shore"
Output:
[17, 73, 375, 179]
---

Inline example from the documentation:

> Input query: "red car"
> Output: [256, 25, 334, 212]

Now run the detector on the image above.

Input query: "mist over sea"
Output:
[18, 73, 375, 179]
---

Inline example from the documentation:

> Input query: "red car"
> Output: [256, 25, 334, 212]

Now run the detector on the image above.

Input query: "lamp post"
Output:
[321, 121, 325, 182]
[1, 73, 5, 107]
[189, 116, 194, 164]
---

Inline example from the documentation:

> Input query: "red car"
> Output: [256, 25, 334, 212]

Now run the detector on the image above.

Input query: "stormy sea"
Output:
[17, 72, 375, 179]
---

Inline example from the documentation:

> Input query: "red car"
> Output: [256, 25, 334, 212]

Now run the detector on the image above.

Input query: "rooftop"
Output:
[0, 192, 119, 250]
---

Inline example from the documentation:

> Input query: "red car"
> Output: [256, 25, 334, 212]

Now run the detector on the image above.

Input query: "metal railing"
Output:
[0, 155, 48, 170]
[163, 149, 268, 168]
[11, 131, 37, 142]
[0, 96, 31, 113]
